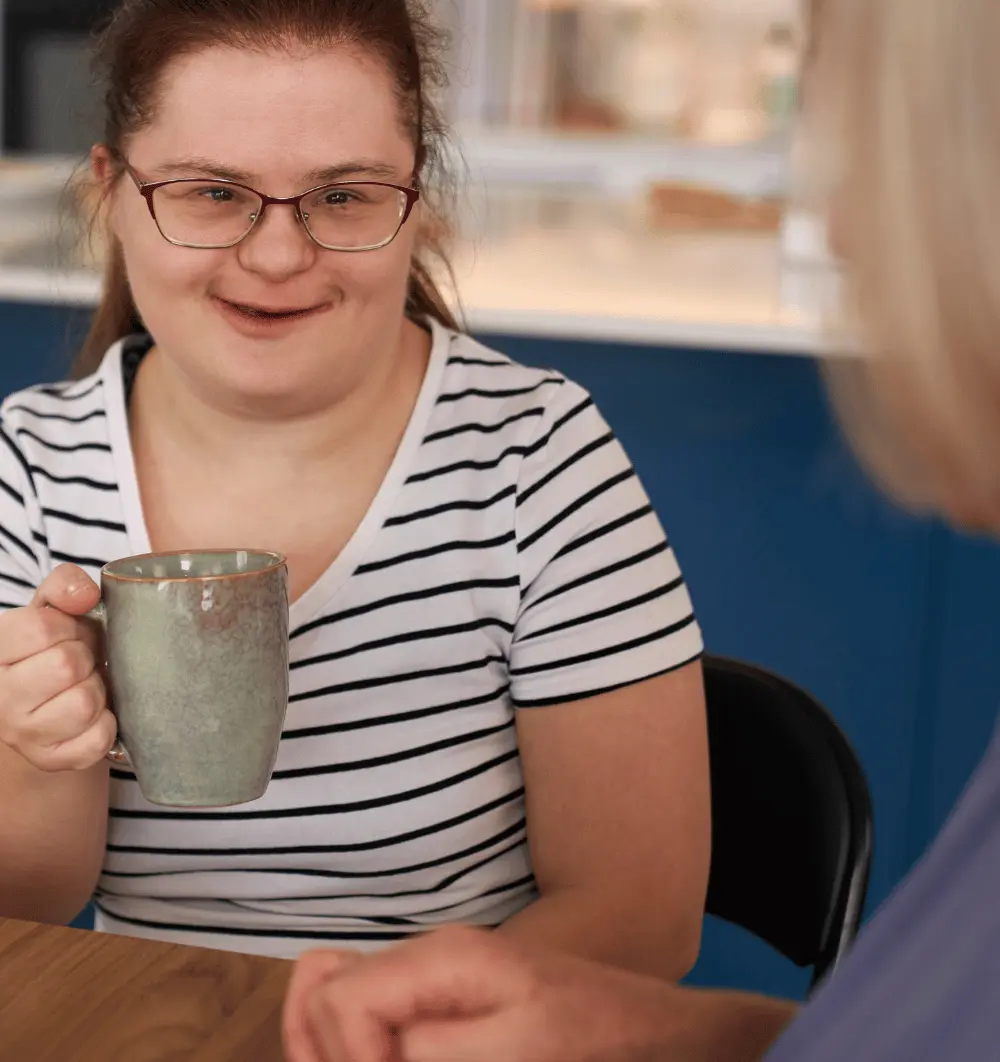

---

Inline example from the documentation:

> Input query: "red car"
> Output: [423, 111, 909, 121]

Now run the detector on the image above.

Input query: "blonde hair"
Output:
[804, 0, 1000, 527]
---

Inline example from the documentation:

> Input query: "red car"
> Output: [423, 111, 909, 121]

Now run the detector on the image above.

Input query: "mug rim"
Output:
[101, 548, 287, 583]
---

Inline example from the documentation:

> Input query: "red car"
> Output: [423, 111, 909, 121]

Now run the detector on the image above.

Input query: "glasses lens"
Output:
[301, 183, 407, 250]
[151, 181, 262, 247]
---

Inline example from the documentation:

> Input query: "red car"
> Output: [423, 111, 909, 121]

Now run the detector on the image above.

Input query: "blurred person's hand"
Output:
[283, 926, 797, 1062]
[0, 564, 115, 771]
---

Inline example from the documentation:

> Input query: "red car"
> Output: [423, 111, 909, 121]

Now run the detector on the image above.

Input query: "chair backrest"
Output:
[702, 655, 873, 989]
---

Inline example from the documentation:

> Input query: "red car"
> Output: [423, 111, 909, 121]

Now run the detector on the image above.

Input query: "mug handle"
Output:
[85, 601, 131, 767]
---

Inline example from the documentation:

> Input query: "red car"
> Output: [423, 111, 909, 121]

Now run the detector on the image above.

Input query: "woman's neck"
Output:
[129, 319, 431, 474]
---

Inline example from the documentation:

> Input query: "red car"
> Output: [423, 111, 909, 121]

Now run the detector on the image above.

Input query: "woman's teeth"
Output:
[234, 303, 307, 319]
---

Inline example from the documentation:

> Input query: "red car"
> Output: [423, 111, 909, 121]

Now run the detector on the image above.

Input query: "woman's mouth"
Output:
[211, 296, 331, 334]
[216, 297, 326, 319]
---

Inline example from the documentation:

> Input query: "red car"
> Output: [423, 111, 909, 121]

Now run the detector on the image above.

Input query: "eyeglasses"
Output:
[124, 164, 420, 252]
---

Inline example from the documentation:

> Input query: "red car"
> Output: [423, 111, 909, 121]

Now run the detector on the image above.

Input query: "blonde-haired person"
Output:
[282, 1, 1000, 1060]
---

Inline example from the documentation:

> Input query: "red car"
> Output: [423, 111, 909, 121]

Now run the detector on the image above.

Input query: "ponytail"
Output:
[74, 238, 142, 379]
[407, 254, 460, 333]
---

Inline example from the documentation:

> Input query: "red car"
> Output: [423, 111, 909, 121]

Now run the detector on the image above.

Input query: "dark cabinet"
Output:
[2, 1, 117, 153]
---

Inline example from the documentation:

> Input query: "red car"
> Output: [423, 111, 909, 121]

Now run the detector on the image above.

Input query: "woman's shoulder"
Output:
[1, 372, 109, 426]
[437, 328, 591, 420]
[0, 335, 132, 425]
[0, 352, 117, 455]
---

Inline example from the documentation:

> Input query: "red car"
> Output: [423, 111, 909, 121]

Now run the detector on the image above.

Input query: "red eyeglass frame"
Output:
[123, 163, 421, 251]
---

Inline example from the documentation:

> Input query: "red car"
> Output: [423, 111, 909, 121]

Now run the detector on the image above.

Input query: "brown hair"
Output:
[76, 0, 460, 378]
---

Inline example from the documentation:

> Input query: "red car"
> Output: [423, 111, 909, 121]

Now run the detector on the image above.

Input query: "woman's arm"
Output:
[498, 661, 710, 980]
[0, 422, 111, 924]
[0, 738, 110, 924]
[504, 376, 710, 980]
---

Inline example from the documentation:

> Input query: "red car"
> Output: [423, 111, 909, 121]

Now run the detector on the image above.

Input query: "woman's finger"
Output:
[3, 639, 97, 715]
[30, 708, 118, 773]
[293, 929, 524, 1062]
[18, 671, 107, 746]
[0, 602, 81, 667]
[284, 950, 359, 1062]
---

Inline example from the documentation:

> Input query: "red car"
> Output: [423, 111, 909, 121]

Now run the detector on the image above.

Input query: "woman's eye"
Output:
[199, 187, 234, 202]
[323, 190, 356, 206]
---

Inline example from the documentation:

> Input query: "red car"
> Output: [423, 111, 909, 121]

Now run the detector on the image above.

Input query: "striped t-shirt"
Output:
[0, 319, 702, 958]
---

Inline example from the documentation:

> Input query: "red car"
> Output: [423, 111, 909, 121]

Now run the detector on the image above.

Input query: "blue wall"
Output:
[7, 303, 999, 998]
[488, 334, 1000, 998]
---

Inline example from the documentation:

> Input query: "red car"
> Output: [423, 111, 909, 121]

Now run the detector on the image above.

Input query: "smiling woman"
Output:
[77, 0, 459, 384]
[0, 0, 709, 975]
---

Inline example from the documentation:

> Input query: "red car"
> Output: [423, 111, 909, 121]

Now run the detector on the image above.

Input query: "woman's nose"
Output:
[237, 203, 317, 280]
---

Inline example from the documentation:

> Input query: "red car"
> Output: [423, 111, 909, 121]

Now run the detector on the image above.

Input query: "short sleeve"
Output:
[509, 379, 703, 708]
[0, 419, 44, 610]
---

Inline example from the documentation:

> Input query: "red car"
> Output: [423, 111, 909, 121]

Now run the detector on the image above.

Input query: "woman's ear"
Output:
[90, 143, 116, 188]
[88, 143, 122, 240]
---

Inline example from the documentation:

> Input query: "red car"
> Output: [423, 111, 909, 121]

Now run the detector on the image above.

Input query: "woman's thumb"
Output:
[31, 564, 100, 615]
[401, 1015, 519, 1062]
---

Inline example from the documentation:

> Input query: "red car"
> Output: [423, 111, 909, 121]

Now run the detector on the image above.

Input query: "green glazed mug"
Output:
[88, 549, 290, 808]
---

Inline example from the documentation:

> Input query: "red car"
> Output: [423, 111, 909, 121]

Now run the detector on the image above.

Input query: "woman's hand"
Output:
[283, 926, 795, 1062]
[0, 564, 115, 772]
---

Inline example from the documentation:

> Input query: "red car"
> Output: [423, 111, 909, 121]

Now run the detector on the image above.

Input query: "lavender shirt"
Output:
[765, 723, 1000, 1061]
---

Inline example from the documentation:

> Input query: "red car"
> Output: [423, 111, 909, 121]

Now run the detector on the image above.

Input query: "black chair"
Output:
[702, 655, 874, 991]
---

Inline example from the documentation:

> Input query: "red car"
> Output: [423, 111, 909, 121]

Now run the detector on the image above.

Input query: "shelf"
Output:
[453, 125, 791, 199]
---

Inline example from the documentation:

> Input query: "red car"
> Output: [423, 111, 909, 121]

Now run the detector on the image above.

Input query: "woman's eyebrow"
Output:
[150, 157, 402, 184]
[152, 157, 252, 181]
[302, 161, 402, 184]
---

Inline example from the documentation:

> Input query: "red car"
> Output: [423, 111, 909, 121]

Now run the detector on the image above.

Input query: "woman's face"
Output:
[97, 44, 420, 409]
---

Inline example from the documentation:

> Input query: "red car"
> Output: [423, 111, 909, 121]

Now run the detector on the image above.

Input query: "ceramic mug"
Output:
[88, 549, 290, 808]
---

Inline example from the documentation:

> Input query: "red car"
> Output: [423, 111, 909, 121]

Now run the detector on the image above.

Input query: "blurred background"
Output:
[2, 0, 999, 1005]
[0, 0, 820, 334]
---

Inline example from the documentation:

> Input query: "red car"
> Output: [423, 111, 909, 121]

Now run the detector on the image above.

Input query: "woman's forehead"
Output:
[132, 45, 413, 182]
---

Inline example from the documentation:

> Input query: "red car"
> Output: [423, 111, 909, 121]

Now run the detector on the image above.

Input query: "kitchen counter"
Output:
[0, 230, 831, 355]
[448, 224, 826, 354]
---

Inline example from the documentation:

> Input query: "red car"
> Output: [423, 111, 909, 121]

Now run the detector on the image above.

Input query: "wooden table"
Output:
[0, 918, 292, 1061]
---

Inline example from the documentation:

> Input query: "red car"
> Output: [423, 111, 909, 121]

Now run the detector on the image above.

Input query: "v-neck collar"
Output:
[99, 319, 452, 632]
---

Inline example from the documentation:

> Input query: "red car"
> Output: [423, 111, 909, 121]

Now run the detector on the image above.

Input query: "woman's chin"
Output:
[198, 339, 340, 413]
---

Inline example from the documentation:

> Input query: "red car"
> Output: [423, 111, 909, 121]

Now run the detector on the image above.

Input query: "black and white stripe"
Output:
[0, 321, 702, 959]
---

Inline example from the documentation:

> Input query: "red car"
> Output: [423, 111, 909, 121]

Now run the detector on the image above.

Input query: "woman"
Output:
[0, 0, 710, 971]
[282, 0, 1000, 1059]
